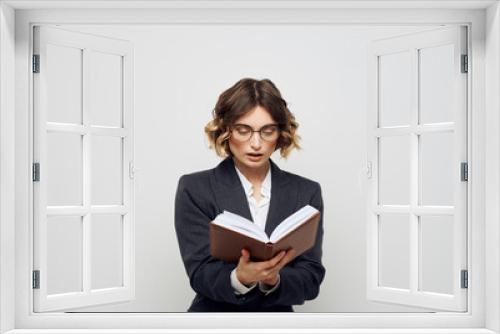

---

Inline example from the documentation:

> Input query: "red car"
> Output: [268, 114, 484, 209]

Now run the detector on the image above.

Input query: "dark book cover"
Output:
[209, 211, 320, 262]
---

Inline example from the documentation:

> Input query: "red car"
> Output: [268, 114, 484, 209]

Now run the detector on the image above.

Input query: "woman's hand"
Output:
[235, 248, 296, 286]
[260, 272, 279, 286]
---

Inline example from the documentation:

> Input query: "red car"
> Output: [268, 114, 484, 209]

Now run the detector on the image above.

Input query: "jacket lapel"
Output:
[210, 157, 253, 222]
[210, 156, 299, 238]
[264, 159, 298, 237]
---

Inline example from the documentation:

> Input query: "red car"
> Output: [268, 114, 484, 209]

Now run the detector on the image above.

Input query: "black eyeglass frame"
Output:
[229, 123, 281, 142]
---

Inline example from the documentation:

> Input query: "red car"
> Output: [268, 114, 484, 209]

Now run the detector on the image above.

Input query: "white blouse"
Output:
[229, 163, 281, 296]
[234, 163, 271, 231]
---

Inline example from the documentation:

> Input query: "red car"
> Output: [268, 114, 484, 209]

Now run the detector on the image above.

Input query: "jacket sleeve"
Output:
[260, 182, 326, 307]
[174, 174, 261, 306]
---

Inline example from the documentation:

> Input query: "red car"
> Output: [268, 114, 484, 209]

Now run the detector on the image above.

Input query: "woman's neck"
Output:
[233, 158, 270, 185]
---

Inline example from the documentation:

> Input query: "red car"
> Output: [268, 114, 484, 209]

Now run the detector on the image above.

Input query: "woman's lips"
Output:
[246, 153, 263, 161]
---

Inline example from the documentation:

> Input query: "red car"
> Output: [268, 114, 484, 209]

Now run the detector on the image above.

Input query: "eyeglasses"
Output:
[230, 124, 280, 142]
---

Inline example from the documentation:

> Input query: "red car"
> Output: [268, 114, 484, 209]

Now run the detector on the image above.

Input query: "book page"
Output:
[211, 211, 270, 243]
[269, 205, 319, 243]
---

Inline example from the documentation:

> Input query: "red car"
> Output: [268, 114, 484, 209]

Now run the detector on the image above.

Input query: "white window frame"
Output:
[366, 26, 469, 311]
[32, 25, 135, 312]
[1, 1, 498, 334]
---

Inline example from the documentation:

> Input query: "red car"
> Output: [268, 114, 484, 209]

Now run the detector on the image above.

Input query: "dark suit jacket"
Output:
[174, 156, 325, 312]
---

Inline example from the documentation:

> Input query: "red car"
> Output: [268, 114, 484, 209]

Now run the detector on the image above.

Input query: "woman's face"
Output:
[228, 105, 279, 172]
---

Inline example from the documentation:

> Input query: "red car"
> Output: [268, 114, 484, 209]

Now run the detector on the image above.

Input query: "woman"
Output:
[174, 78, 325, 312]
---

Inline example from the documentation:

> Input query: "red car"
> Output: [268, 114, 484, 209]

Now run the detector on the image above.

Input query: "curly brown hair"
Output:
[204, 78, 301, 158]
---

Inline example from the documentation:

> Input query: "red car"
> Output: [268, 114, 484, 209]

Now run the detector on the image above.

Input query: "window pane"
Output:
[47, 132, 83, 206]
[47, 215, 83, 294]
[378, 51, 411, 127]
[91, 135, 123, 205]
[91, 214, 123, 289]
[378, 213, 410, 289]
[90, 51, 122, 127]
[420, 132, 454, 206]
[420, 215, 454, 294]
[419, 44, 454, 124]
[46, 44, 82, 124]
[379, 136, 410, 205]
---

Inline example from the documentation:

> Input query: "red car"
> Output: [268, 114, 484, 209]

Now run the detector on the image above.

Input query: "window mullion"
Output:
[82, 48, 91, 295]
[410, 47, 420, 294]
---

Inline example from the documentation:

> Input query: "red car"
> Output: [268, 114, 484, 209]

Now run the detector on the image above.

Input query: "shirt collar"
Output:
[261, 167, 271, 197]
[234, 163, 272, 198]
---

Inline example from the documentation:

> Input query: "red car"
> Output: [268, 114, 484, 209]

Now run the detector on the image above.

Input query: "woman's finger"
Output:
[240, 249, 250, 263]
[263, 266, 281, 280]
[254, 251, 283, 272]
[268, 251, 286, 266]
[274, 249, 296, 270]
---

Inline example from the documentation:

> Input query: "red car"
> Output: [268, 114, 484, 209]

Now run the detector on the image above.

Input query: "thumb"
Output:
[241, 249, 250, 261]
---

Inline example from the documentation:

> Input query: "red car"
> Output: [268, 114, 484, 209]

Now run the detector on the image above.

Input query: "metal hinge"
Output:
[33, 163, 40, 182]
[32, 55, 40, 73]
[461, 162, 468, 182]
[32, 270, 40, 289]
[129, 161, 135, 179]
[461, 269, 468, 289]
[366, 161, 372, 179]
[461, 54, 468, 73]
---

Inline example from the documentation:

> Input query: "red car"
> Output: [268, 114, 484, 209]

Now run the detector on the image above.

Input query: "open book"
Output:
[209, 205, 320, 262]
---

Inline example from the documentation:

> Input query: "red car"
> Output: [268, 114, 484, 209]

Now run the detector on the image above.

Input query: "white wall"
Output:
[0, 2, 16, 332]
[485, 3, 500, 332]
[49, 24, 449, 312]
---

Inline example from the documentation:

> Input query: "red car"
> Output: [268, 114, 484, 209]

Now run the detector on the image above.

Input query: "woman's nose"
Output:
[249, 132, 262, 149]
